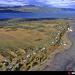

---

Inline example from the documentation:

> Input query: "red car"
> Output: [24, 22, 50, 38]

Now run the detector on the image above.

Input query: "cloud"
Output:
[46, 0, 75, 7]
[0, 0, 29, 6]
[0, 0, 75, 8]
[37, 0, 75, 8]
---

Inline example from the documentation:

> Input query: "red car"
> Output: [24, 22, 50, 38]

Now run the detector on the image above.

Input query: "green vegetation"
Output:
[0, 19, 69, 71]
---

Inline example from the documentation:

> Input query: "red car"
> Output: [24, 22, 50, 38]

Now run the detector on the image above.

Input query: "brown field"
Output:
[0, 19, 70, 71]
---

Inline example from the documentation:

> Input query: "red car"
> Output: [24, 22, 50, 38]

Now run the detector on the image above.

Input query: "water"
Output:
[0, 10, 75, 19]
[0, 8, 75, 71]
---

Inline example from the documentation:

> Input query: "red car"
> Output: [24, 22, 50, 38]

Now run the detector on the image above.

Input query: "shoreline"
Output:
[0, 19, 71, 71]
[29, 31, 72, 71]
[0, 18, 75, 22]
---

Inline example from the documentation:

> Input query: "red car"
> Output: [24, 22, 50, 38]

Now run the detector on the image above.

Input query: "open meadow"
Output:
[0, 19, 70, 71]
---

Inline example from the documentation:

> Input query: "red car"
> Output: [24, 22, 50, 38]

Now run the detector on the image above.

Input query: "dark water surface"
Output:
[0, 10, 75, 19]
[0, 9, 75, 71]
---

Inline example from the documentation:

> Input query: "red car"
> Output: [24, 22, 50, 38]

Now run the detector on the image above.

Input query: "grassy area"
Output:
[0, 19, 69, 71]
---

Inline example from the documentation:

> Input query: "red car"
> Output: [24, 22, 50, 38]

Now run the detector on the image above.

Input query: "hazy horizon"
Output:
[0, 0, 75, 9]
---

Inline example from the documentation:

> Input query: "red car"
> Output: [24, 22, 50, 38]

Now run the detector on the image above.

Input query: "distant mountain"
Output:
[0, 4, 39, 8]
[0, 5, 45, 13]
[0, 4, 75, 13]
[60, 8, 75, 11]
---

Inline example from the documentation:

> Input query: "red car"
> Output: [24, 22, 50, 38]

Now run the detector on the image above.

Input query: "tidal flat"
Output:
[0, 19, 71, 71]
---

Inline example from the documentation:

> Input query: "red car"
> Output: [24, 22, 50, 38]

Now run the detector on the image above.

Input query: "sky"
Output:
[0, 0, 75, 8]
